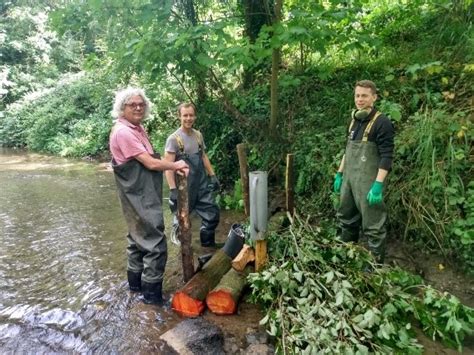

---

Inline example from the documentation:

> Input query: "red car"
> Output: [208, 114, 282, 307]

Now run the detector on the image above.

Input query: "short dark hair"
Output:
[355, 80, 377, 94]
[177, 102, 196, 116]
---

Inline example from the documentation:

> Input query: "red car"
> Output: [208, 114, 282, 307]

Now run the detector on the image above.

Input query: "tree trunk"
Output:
[172, 249, 232, 317]
[177, 174, 194, 282]
[206, 265, 253, 315]
[269, 0, 283, 136]
[241, 0, 271, 88]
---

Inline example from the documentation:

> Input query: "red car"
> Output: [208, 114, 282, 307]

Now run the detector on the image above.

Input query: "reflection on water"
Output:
[0, 148, 185, 352]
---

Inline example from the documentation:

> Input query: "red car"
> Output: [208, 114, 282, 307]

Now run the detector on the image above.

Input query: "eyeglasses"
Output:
[125, 102, 145, 110]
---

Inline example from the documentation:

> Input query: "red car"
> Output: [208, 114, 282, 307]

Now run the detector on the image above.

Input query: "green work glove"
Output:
[367, 181, 383, 206]
[333, 172, 343, 193]
[207, 175, 220, 192]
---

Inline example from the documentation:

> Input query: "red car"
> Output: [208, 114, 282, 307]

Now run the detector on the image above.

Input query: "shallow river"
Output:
[0, 148, 236, 353]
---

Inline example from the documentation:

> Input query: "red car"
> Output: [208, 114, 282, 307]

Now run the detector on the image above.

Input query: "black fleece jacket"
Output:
[348, 107, 395, 171]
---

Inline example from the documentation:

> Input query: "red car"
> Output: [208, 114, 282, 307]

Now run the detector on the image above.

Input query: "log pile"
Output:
[172, 241, 256, 317]
[172, 249, 232, 317]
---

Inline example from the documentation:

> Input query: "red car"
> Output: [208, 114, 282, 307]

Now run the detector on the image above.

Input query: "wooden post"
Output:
[176, 174, 194, 282]
[237, 143, 250, 217]
[255, 239, 267, 272]
[285, 154, 295, 215]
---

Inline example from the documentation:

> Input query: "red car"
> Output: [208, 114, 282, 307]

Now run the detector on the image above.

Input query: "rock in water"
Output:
[160, 318, 224, 354]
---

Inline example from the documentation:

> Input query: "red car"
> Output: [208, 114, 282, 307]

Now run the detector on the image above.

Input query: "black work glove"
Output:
[207, 175, 220, 192]
[169, 188, 178, 213]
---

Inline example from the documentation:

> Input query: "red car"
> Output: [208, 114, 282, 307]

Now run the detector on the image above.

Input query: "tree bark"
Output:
[177, 174, 194, 282]
[206, 265, 253, 315]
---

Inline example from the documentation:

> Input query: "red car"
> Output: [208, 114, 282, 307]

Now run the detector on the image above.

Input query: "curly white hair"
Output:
[111, 87, 152, 119]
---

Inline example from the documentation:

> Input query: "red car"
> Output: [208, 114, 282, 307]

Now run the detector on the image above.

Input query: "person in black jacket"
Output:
[333, 80, 395, 264]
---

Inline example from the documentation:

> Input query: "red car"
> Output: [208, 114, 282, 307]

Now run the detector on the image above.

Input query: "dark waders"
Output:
[337, 119, 387, 263]
[112, 156, 167, 304]
[174, 139, 220, 247]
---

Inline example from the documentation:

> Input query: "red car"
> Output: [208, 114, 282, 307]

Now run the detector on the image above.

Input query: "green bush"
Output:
[0, 73, 114, 157]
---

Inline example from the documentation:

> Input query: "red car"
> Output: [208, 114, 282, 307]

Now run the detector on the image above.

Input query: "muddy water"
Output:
[0, 148, 243, 353]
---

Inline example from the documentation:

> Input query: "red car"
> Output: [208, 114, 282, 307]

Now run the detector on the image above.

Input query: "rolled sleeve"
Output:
[164, 135, 179, 154]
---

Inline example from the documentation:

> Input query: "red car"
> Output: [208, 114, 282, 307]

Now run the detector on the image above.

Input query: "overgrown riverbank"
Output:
[1, 1, 473, 353]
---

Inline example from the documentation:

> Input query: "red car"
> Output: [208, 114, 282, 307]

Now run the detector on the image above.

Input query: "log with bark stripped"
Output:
[231, 244, 255, 272]
[172, 249, 232, 317]
[206, 265, 254, 315]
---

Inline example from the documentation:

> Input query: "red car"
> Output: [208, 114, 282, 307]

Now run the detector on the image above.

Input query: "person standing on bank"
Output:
[109, 88, 189, 305]
[164, 103, 220, 247]
[333, 80, 395, 264]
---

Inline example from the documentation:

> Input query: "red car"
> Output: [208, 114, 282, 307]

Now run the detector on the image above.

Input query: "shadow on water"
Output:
[0, 148, 244, 352]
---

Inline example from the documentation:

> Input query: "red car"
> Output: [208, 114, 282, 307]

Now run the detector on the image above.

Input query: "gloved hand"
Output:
[333, 172, 343, 193]
[169, 188, 178, 213]
[207, 175, 220, 192]
[367, 181, 383, 206]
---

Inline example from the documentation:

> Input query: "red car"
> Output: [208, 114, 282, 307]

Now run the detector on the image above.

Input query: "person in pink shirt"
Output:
[109, 87, 188, 305]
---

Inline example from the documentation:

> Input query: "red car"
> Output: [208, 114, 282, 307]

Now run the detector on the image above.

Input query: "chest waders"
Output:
[174, 130, 220, 247]
[112, 155, 167, 304]
[337, 112, 387, 263]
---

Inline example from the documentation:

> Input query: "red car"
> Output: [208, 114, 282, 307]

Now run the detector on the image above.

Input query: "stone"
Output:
[160, 318, 225, 355]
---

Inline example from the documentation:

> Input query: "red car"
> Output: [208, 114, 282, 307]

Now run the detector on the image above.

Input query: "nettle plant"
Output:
[248, 216, 474, 354]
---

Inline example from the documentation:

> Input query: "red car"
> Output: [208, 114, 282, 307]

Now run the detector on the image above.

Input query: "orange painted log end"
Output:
[172, 291, 205, 317]
[206, 290, 236, 315]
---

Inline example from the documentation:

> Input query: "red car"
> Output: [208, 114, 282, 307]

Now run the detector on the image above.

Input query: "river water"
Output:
[0, 148, 231, 353]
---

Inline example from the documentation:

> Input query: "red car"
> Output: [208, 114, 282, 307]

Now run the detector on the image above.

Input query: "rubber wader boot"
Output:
[127, 271, 142, 292]
[142, 281, 164, 305]
[200, 230, 216, 247]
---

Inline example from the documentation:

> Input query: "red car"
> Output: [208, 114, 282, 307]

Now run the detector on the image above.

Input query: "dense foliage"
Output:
[0, 0, 473, 351]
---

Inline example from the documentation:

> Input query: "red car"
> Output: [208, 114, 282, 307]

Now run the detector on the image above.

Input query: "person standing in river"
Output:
[333, 80, 395, 266]
[109, 88, 188, 305]
[164, 103, 220, 248]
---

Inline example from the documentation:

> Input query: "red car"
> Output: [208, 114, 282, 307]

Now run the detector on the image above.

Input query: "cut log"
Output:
[206, 266, 253, 315]
[172, 249, 232, 317]
[232, 244, 255, 272]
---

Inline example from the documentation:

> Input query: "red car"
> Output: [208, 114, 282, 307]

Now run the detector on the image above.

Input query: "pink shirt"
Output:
[109, 118, 154, 165]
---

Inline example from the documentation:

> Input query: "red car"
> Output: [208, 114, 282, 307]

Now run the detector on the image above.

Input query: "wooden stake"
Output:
[176, 174, 194, 282]
[237, 143, 250, 216]
[255, 239, 267, 272]
[286, 153, 295, 215]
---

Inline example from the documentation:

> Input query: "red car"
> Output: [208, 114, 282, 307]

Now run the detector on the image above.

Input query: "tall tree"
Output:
[269, 0, 282, 137]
